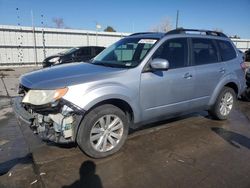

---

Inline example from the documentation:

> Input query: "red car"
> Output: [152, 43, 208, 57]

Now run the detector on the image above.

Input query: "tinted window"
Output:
[95, 47, 104, 54]
[192, 38, 219, 65]
[78, 48, 91, 56]
[217, 40, 236, 61]
[153, 38, 188, 69]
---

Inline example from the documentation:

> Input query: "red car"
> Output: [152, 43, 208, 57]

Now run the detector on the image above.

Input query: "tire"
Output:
[209, 87, 236, 120]
[77, 104, 129, 158]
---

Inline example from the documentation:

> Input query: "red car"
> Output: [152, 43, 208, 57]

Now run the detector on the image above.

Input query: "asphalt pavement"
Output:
[0, 67, 250, 188]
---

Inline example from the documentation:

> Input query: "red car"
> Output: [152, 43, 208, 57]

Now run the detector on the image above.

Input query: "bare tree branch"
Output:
[52, 17, 65, 28]
[213, 28, 224, 33]
[150, 17, 172, 32]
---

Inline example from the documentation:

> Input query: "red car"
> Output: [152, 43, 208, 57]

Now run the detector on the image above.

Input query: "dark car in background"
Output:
[244, 69, 250, 101]
[245, 49, 250, 62]
[42, 46, 105, 67]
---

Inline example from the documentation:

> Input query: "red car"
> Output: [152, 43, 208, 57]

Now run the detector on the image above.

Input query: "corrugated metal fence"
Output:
[0, 25, 249, 66]
[0, 25, 129, 65]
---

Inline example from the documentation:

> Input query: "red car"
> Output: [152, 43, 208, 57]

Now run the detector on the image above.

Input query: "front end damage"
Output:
[14, 86, 84, 144]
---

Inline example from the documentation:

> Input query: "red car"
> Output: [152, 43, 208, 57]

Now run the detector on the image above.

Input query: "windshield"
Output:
[91, 37, 158, 68]
[60, 47, 79, 55]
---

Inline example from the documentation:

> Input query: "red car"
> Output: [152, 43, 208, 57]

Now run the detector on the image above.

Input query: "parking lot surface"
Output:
[0, 67, 250, 188]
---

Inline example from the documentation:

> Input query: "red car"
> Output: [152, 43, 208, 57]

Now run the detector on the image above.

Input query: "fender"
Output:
[63, 82, 141, 123]
[208, 73, 240, 107]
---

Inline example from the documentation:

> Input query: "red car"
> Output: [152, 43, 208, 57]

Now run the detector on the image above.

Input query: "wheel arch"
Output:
[74, 98, 135, 143]
[86, 98, 135, 123]
[209, 80, 239, 107]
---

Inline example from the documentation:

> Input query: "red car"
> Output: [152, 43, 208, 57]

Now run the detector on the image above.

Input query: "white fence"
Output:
[0, 25, 129, 65]
[0, 25, 249, 65]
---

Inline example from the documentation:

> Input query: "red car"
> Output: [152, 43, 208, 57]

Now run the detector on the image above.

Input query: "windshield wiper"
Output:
[94, 62, 116, 67]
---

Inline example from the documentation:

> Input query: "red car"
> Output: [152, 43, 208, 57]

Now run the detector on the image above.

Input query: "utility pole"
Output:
[31, 10, 38, 66]
[95, 22, 101, 46]
[176, 10, 179, 29]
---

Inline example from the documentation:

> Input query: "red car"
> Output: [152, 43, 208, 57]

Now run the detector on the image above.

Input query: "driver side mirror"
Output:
[150, 58, 169, 71]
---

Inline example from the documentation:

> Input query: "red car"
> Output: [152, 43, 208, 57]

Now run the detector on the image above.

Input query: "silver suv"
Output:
[15, 29, 246, 158]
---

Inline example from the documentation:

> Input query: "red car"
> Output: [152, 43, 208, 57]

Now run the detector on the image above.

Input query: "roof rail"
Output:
[166, 28, 228, 38]
[129, 32, 160, 36]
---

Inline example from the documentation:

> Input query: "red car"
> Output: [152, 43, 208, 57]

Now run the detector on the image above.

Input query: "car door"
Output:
[191, 38, 226, 108]
[140, 38, 195, 121]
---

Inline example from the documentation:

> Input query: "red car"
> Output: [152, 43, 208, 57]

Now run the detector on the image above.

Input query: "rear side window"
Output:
[95, 47, 104, 54]
[217, 40, 236, 61]
[153, 38, 188, 69]
[78, 48, 91, 56]
[192, 38, 219, 65]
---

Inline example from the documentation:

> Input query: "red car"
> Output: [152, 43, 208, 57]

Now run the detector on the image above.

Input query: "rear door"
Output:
[191, 38, 225, 108]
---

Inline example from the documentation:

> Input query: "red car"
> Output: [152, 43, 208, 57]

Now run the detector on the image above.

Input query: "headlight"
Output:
[22, 88, 68, 105]
[49, 57, 60, 63]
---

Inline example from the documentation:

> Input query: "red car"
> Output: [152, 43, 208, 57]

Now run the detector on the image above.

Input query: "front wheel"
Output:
[209, 87, 236, 120]
[77, 104, 129, 158]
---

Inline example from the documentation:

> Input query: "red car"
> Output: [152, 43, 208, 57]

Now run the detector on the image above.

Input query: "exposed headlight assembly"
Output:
[22, 88, 68, 105]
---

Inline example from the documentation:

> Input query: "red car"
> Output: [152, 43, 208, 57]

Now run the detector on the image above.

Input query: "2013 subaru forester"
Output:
[14, 29, 246, 158]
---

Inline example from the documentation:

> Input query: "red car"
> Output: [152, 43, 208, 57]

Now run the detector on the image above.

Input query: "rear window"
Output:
[217, 40, 236, 61]
[191, 38, 219, 65]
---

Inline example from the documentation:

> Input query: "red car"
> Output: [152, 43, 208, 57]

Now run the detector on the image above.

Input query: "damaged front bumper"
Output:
[13, 97, 84, 144]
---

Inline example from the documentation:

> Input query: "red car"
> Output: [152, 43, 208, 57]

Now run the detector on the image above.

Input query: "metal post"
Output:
[41, 14, 46, 59]
[87, 32, 89, 46]
[96, 30, 98, 46]
[42, 29, 46, 59]
[95, 23, 101, 46]
[31, 10, 38, 66]
[176, 10, 179, 29]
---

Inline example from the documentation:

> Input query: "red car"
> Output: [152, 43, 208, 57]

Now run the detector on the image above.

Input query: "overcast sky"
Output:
[0, 0, 249, 38]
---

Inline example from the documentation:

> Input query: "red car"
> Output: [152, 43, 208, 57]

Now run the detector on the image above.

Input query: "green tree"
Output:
[104, 26, 116, 32]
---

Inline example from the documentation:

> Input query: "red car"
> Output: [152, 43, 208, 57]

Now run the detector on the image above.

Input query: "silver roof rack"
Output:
[165, 28, 228, 38]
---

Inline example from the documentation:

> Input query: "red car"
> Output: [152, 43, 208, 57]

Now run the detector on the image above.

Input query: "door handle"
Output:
[184, 73, 193, 79]
[219, 68, 225, 74]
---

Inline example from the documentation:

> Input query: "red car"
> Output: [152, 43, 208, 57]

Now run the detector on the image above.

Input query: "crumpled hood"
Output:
[20, 63, 127, 89]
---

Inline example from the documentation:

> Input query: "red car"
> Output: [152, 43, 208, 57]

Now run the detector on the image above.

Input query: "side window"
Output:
[95, 47, 104, 54]
[153, 38, 188, 69]
[192, 38, 219, 65]
[217, 40, 236, 61]
[77, 48, 91, 56]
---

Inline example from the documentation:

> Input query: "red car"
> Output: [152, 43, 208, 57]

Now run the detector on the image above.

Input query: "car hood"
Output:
[20, 63, 127, 89]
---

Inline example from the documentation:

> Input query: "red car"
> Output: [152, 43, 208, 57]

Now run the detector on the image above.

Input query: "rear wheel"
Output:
[77, 104, 129, 158]
[209, 87, 236, 120]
